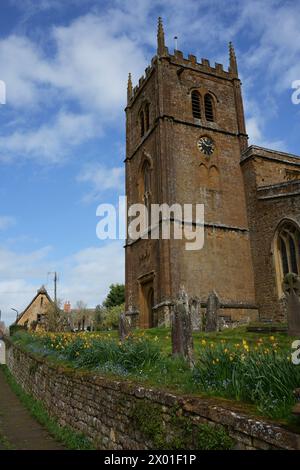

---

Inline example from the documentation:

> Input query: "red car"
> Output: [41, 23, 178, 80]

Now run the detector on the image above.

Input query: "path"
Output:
[0, 367, 65, 450]
[0, 341, 5, 365]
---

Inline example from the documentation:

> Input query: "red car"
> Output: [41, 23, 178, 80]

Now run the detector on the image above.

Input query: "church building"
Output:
[125, 19, 300, 328]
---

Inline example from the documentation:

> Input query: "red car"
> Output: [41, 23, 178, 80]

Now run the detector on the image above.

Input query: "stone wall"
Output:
[242, 146, 300, 321]
[5, 338, 300, 450]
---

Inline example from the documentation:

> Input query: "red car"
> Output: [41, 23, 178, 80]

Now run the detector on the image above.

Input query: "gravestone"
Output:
[119, 312, 129, 342]
[171, 287, 194, 368]
[189, 297, 203, 331]
[0, 340, 5, 364]
[205, 291, 219, 332]
[283, 273, 300, 336]
[125, 309, 139, 329]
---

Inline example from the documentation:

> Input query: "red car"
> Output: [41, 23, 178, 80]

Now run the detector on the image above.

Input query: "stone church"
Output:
[125, 18, 300, 329]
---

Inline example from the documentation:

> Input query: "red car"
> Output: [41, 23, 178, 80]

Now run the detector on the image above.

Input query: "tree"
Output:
[44, 300, 67, 332]
[103, 284, 125, 308]
[74, 301, 88, 331]
[94, 304, 104, 330]
[101, 304, 124, 330]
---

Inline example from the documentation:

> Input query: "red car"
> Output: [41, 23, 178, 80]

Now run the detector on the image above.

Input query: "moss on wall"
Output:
[131, 401, 233, 450]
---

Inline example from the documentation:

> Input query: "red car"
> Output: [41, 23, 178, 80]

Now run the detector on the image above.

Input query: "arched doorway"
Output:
[139, 276, 156, 328]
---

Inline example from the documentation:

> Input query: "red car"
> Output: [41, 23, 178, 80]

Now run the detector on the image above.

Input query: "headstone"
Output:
[0, 321, 5, 338]
[125, 307, 139, 329]
[205, 291, 219, 332]
[119, 312, 129, 342]
[171, 287, 194, 368]
[189, 297, 203, 331]
[0, 340, 5, 364]
[283, 273, 300, 336]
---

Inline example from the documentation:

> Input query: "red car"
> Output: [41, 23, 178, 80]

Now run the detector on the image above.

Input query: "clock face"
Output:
[197, 136, 215, 156]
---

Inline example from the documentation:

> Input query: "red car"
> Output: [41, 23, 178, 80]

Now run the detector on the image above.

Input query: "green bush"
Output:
[9, 324, 26, 336]
[100, 304, 124, 330]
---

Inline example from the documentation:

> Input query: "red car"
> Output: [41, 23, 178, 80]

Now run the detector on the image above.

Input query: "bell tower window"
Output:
[204, 93, 214, 122]
[191, 91, 201, 119]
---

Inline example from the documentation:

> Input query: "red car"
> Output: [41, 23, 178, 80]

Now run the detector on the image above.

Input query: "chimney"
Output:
[64, 301, 71, 313]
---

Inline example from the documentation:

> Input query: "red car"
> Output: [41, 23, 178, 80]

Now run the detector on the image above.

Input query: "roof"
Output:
[16, 285, 52, 324]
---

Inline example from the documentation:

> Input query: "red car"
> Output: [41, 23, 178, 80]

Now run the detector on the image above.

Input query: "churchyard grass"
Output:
[11, 328, 300, 423]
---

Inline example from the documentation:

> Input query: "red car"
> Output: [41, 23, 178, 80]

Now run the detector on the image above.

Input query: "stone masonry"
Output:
[125, 19, 300, 327]
[5, 338, 300, 450]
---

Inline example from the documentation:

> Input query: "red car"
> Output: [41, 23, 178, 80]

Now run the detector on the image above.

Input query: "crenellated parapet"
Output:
[127, 18, 239, 106]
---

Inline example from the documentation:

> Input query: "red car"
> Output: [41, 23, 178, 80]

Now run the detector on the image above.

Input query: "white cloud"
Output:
[0, 10, 148, 162]
[58, 242, 124, 306]
[0, 35, 52, 108]
[78, 164, 124, 202]
[0, 13, 147, 113]
[0, 110, 100, 163]
[0, 241, 124, 326]
[246, 116, 286, 151]
[0, 245, 53, 324]
[0, 216, 16, 231]
[1, 1, 298, 162]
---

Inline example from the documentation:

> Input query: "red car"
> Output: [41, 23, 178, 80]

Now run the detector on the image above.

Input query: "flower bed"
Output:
[11, 328, 300, 422]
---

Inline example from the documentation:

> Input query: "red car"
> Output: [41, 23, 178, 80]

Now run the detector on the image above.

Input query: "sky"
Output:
[0, 0, 300, 325]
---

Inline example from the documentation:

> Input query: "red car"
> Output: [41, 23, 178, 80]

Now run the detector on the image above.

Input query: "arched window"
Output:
[204, 93, 214, 122]
[140, 111, 145, 137]
[191, 91, 201, 119]
[145, 103, 150, 131]
[275, 221, 300, 295]
[142, 160, 151, 228]
[143, 162, 150, 194]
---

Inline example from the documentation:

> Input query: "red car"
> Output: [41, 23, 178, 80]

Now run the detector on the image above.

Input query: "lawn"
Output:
[11, 327, 300, 424]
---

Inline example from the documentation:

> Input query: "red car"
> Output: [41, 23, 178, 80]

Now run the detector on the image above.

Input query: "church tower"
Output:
[125, 19, 258, 328]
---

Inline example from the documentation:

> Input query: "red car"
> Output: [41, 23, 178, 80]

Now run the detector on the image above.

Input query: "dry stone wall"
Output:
[5, 338, 300, 450]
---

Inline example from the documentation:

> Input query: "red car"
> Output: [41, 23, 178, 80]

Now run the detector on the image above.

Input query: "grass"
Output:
[10, 327, 300, 424]
[0, 365, 94, 450]
[0, 430, 15, 450]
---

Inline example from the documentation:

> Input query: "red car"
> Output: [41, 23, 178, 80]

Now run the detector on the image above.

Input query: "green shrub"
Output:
[100, 304, 124, 330]
[9, 324, 26, 336]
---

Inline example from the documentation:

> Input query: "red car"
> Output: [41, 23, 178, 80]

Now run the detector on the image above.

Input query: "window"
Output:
[204, 93, 214, 122]
[140, 111, 145, 137]
[275, 221, 300, 295]
[142, 160, 151, 227]
[40, 296, 44, 307]
[143, 160, 151, 195]
[145, 103, 150, 131]
[191, 91, 201, 119]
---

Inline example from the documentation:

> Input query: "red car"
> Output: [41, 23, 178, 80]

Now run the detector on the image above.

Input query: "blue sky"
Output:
[0, 0, 300, 325]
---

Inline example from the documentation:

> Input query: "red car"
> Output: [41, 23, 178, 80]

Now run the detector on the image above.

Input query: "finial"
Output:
[127, 73, 133, 102]
[157, 17, 166, 57]
[229, 41, 238, 76]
